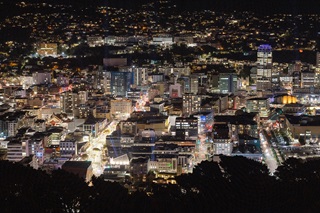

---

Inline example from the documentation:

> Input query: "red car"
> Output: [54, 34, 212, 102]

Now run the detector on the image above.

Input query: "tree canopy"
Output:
[1, 156, 320, 212]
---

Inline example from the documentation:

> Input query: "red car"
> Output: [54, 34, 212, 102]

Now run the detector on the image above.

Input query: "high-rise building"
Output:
[132, 67, 148, 86]
[109, 71, 133, 97]
[182, 93, 201, 116]
[190, 74, 199, 95]
[218, 73, 239, 94]
[256, 44, 272, 91]
[60, 91, 80, 117]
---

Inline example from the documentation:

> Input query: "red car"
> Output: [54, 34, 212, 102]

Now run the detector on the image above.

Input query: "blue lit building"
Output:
[110, 71, 134, 97]
[193, 111, 214, 134]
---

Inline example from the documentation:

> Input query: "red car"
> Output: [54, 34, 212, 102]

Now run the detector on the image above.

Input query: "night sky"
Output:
[3, 0, 320, 14]
[117, 0, 320, 14]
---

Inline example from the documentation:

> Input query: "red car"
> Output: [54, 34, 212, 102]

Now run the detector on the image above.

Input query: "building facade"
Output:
[256, 44, 272, 91]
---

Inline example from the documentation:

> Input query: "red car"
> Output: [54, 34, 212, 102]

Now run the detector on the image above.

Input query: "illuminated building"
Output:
[59, 139, 76, 158]
[190, 74, 199, 95]
[152, 36, 173, 46]
[292, 71, 301, 89]
[218, 72, 239, 94]
[56, 75, 69, 86]
[36, 43, 58, 56]
[110, 98, 132, 120]
[256, 44, 272, 91]
[182, 93, 201, 116]
[193, 111, 214, 134]
[5, 138, 28, 162]
[215, 114, 259, 139]
[246, 97, 270, 118]
[108, 71, 133, 97]
[175, 116, 198, 139]
[177, 76, 190, 94]
[78, 104, 91, 119]
[169, 83, 182, 98]
[0, 111, 27, 138]
[174, 35, 194, 45]
[288, 61, 302, 75]
[213, 124, 233, 155]
[274, 95, 297, 104]
[60, 91, 81, 117]
[87, 36, 104, 47]
[119, 121, 137, 135]
[130, 157, 149, 179]
[148, 157, 178, 174]
[283, 96, 297, 104]
[257, 77, 272, 91]
[82, 114, 108, 138]
[105, 36, 128, 46]
[132, 67, 148, 86]
[32, 71, 51, 85]
[285, 115, 320, 145]
[148, 73, 164, 83]
[283, 103, 305, 114]
[301, 71, 315, 88]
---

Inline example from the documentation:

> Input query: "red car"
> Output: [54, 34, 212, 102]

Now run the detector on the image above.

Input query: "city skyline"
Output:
[0, 0, 320, 212]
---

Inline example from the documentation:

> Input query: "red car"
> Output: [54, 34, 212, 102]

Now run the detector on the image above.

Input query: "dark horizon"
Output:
[2, 0, 320, 14]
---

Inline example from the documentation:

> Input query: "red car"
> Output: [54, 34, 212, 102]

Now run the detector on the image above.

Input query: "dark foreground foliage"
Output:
[1, 156, 320, 213]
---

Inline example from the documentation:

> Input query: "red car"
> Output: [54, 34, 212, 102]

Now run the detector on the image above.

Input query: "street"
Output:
[260, 132, 278, 174]
[85, 120, 119, 177]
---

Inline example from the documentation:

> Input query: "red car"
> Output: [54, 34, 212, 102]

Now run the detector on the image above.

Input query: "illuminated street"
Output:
[260, 132, 278, 174]
[85, 120, 119, 177]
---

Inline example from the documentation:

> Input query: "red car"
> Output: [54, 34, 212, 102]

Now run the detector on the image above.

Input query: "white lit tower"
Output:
[256, 44, 272, 91]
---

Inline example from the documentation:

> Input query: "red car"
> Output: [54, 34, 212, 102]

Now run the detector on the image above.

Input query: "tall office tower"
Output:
[256, 44, 272, 91]
[190, 74, 199, 95]
[182, 93, 201, 116]
[109, 71, 133, 97]
[60, 91, 81, 117]
[218, 73, 239, 94]
[132, 67, 148, 87]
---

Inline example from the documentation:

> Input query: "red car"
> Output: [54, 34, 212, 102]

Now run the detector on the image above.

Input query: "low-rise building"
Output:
[62, 161, 93, 182]
[213, 124, 233, 155]
[246, 97, 270, 118]
[110, 98, 132, 120]
[285, 114, 320, 145]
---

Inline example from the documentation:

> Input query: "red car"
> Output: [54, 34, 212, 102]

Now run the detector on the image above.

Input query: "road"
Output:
[260, 132, 278, 174]
[85, 120, 119, 177]
[195, 132, 212, 166]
